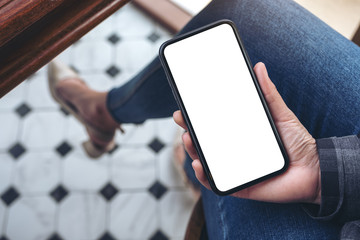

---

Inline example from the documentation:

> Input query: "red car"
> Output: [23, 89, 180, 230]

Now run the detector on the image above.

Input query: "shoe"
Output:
[48, 60, 124, 158]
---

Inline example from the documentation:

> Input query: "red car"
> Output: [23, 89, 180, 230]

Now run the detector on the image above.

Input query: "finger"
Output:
[173, 111, 188, 131]
[254, 62, 295, 122]
[182, 132, 199, 160]
[192, 159, 211, 190]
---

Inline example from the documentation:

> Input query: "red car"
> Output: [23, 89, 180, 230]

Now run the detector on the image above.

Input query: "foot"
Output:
[55, 77, 119, 147]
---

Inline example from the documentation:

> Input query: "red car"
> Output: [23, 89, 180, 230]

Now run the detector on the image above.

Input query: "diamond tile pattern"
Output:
[108, 33, 121, 45]
[99, 183, 119, 201]
[0, 5, 195, 240]
[47, 233, 63, 240]
[56, 141, 73, 157]
[106, 65, 121, 78]
[99, 232, 116, 240]
[148, 138, 165, 153]
[69, 65, 79, 74]
[15, 102, 32, 118]
[50, 185, 68, 203]
[148, 181, 167, 200]
[150, 230, 169, 240]
[147, 32, 161, 43]
[8, 143, 26, 159]
[1, 187, 20, 206]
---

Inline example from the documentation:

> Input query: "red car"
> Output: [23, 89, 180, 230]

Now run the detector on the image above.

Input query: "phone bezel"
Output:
[159, 19, 289, 196]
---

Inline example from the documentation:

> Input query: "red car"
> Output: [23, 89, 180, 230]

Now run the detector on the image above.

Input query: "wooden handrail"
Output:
[0, 0, 130, 98]
[0, 0, 65, 48]
[133, 0, 191, 34]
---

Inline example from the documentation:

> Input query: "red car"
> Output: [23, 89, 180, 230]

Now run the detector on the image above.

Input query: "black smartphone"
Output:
[159, 20, 289, 195]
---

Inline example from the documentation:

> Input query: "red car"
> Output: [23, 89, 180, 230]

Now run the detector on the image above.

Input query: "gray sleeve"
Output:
[303, 135, 360, 223]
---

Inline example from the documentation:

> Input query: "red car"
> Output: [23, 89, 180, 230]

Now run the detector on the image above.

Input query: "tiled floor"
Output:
[2, 1, 358, 240]
[0, 4, 195, 240]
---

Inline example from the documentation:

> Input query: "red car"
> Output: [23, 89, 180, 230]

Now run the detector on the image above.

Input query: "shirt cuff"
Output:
[304, 135, 360, 222]
[303, 137, 344, 220]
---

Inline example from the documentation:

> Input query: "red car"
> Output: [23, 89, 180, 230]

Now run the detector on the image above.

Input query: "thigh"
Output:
[111, 0, 360, 130]
[182, 0, 360, 138]
[201, 188, 341, 240]
[181, 1, 355, 238]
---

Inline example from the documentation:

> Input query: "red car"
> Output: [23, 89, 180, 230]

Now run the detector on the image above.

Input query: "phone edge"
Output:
[159, 19, 289, 196]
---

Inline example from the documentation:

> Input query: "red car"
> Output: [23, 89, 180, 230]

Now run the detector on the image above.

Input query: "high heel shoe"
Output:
[48, 60, 124, 158]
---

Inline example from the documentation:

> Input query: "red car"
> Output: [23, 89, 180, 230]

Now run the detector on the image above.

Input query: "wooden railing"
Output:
[133, 0, 191, 34]
[0, 0, 64, 48]
[0, 0, 130, 98]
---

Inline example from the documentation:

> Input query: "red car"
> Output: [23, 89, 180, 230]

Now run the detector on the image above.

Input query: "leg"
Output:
[58, 0, 360, 136]
[110, 0, 360, 138]
[107, 59, 177, 123]
[176, 0, 359, 238]
[201, 188, 341, 240]
[54, 0, 359, 235]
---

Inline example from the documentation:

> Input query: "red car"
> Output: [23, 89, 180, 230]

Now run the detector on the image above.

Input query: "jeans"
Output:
[107, 0, 360, 239]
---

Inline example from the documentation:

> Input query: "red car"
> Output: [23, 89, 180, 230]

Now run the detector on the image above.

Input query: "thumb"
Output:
[254, 62, 293, 122]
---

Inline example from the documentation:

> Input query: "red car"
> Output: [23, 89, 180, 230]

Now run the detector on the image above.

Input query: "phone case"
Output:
[159, 19, 289, 195]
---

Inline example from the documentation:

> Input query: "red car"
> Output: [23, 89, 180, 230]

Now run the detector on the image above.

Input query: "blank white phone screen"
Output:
[164, 23, 285, 192]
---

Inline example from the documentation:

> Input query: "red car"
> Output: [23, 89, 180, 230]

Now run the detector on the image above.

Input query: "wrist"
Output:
[311, 142, 321, 205]
[304, 137, 322, 205]
[314, 152, 321, 205]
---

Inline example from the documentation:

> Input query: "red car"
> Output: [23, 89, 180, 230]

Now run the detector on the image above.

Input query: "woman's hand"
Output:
[173, 62, 321, 204]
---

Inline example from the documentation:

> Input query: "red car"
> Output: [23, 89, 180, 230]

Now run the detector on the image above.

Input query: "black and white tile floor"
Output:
[0, 4, 195, 240]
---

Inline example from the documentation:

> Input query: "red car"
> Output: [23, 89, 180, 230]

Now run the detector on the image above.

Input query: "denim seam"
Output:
[218, 197, 228, 239]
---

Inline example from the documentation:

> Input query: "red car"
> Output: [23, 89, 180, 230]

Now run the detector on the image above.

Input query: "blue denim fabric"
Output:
[201, 193, 342, 240]
[108, 0, 360, 138]
[107, 0, 360, 238]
